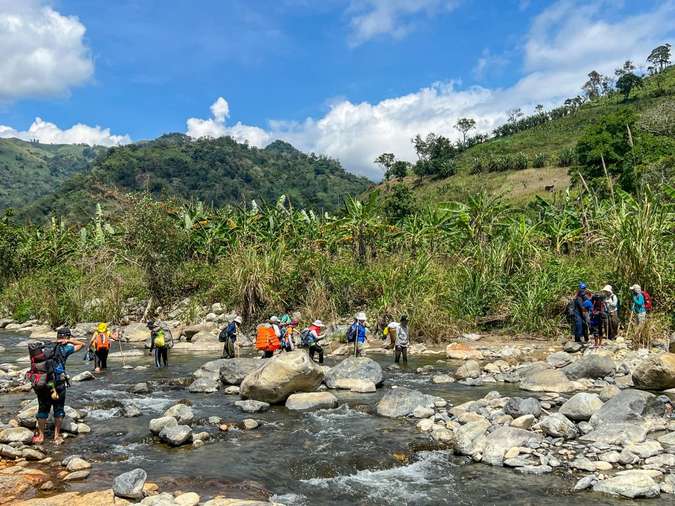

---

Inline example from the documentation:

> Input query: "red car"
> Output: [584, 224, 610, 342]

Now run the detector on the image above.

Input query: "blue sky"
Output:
[1, 0, 674, 178]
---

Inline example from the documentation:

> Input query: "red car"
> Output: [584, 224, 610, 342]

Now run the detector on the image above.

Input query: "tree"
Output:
[388, 160, 411, 179]
[615, 72, 643, 101]
[411, 133, 457, 177]
[454, 117, 476, 146]
[506, 108, 524, 124]
[383, 184, 418, 223]
[647, 43, 672, 73]
[375, 153, 395, 179]
[534, 104, 545, 116]
[614, 60, 636, 78]
[582, 70, 604, 98]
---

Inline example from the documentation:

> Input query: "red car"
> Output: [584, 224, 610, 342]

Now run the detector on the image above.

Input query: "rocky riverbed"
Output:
[1, 322, 675, 504]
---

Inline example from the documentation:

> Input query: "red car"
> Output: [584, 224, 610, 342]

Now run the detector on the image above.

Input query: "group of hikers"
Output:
[219, 311, 410, 365]
[569, 282, 652, 347]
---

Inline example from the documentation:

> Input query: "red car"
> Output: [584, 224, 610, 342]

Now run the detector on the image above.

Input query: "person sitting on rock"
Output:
[394, 315, 410, 365]
[220, 316, 242, 359]
[32, 328, 84, 445]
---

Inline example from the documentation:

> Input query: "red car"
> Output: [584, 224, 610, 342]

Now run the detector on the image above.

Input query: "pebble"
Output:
[242, 419, 259, 430]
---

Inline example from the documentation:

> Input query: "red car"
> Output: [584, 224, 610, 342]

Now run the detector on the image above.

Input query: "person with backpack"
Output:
[220, 316, 242, 359]
[394, 315, 410, 365]
[29, 328, 84, 445]
[303, 320, 326, 364]
[256, 316, 281, 358]
[281, 319, 299, 352]
[572, 282, 591, 343]
[589, 292, 607, 348]
[88, 322, 118, 372]
[602, 285, 619, 340]
[148, 320, 172, 368]
[630, 284, 649, 324]
[354, 312, 368, 356]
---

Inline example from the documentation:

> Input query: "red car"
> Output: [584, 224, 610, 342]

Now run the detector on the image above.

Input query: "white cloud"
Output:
[188, 1, 675, 180]
[0, 0, 93, 101]
[0, 117, 131, 146]
[347, 0, 460, 46]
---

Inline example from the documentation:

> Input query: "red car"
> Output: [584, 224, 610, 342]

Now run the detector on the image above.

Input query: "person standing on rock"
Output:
[630, 284, 647, 324]
[306, 320, 326, 364]
[31, 328, 84, 445]
[220, 316, 242, 359]
[256, 316, 281, 358]
[572, 283, 591, 343]
[602, 285, 619, 340]
[354, 312, 368, 357]
[148, 320, 172, 368]
[394, 315, 410, 365]
[88, 322, 119, 372]
[589, 292, 607, 348]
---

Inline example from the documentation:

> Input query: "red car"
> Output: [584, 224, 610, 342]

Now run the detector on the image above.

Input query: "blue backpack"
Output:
[300, 329, 313, 347]
[345, 323, 357, 343]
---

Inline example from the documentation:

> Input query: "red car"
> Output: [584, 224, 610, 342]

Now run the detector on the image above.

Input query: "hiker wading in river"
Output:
[89, 322, 118, 372]
[220, 316, 242, 359]
[28, 328, 84, 445]
[148, 320, 172, 368]
[394, 315, 410, 365]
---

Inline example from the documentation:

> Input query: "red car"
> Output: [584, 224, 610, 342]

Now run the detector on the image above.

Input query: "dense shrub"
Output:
[532, 153, 547, 168]
[558, 147, 577, 167]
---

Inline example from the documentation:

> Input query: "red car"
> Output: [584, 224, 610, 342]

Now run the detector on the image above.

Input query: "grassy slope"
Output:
[377, 67, 675, 205]
[0, 139, 104, 211]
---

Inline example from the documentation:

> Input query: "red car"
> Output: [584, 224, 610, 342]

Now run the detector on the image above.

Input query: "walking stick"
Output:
[117, 329, 126, 367]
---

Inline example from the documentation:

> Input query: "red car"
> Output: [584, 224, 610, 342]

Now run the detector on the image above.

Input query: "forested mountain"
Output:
[15, 134, 372, 221]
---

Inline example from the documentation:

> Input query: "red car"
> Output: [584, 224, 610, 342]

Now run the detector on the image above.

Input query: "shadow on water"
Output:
[0, 331, 668, 505]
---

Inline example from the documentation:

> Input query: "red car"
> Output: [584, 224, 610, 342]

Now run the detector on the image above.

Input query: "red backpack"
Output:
[642, 290, 653, 312]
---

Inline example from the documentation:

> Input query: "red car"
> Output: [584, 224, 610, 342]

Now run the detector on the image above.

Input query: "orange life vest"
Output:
[94, 331, 111, 351]
[256, 325, 280, 352]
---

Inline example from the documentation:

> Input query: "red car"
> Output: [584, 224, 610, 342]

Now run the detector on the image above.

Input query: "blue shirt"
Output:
[632, 293, 646, 314]
[356, 323, 367, 343]
[53, 343, 76, 375]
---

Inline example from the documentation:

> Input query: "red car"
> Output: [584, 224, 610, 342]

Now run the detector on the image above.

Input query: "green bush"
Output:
[558, 147, 576, 167]
[532, 153, 547, 168]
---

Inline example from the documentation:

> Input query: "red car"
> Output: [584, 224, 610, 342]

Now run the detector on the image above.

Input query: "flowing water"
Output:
[0, 331, 666, 505]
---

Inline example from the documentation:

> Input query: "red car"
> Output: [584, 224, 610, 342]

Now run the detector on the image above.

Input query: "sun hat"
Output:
[312, 320, 325, 327]
[270, 316, 280, 324]
[355, 312, 367, 321]
[601, 285, 613, 293]
[630, 284, 641, 292]
[387, 322, 399, 329]
[97, 322, 107, 333]
[234, 316, 243, 324]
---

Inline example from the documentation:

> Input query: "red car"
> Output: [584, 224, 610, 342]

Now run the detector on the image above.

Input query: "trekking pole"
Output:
[118, 329, 126, 367]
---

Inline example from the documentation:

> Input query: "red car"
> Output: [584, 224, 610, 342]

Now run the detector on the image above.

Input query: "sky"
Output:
[0, 0, 673, 180]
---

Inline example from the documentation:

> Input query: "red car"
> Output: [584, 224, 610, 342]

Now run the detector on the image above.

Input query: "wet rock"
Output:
[413, 406, 434, 418]
[131, 382, 150, 394]
[574, 475, 598, 491]
[234, 400, 270, 413]
[113, 468, 147, 500]
[0, 427, 33, 444]
[163, 404, 194, 425]
[0, 443, 22, 459]
[536, 413, 578, 439]
[240, 351, 324, 403]
[589, 389, 661, 427]
[580, 422, 648, 445]
[428, 371, 453, 384]
[570, 456, 597, 472]
[224, 385, 240, 395]
[455, 360, 480, 380]
[454, 420, 491, 455]
[633, 353, 675, 390]
[599, 385, 621, 401]
[63, 470, 90, 481]
[520, 368, 576, 393]
[66, 457, 91, 472]
[159, 424, 193, 446]
[123, 404, 142, 417]
[547, 352, 573, 368]
[188, 377, 219, 393]
[324, 357, 383, 389]
[242, 419, 259, 430]
[141, 492, 179, 505]
[559, 393, 604, 421]
[71, 370, 96, 382]
[563, 341, 583, 353]
[517, 465, 552, 475]
[483, 426, 543, 466]
[375, 387, 442, 418]
[562, 354, 615, 380]
[446, 343, 483, 360]
[504, 397, 541, 418]
[593, 470, 661, 498]
[149, 416, 178, 435]
[22, 448, 45, 460]
[219, 358, 267, 385]
[286, 392, 339, 411]
[333, 378, 377, 392]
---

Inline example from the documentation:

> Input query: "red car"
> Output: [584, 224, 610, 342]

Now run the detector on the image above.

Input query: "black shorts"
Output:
[36, 385, 67, 419]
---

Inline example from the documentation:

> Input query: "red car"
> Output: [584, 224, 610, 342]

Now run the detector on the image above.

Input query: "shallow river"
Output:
[0, 331, 666, 505]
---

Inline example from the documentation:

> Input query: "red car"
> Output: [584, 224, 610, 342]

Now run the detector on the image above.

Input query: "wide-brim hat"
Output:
[601, 285, 613, 293]
[629, 284, 641, 291]
[234, 316, 242, 324]
[312, 320, 325, 327]
[355, 312, 367, 321]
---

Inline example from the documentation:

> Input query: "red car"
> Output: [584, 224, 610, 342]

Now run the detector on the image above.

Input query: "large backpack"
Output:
[26, 342, 61, 391]
[300, 329, 313, 347]
[345, 324, 357, 343]
[218, 327, 229, 343]
[642, 290, 653, 312]
[94, 332, 111, 351]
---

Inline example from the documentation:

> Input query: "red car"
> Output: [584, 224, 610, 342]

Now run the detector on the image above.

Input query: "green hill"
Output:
[0, 138, 104, 211]
[375, 66, 675, 205]
[18, 134, 372, 221]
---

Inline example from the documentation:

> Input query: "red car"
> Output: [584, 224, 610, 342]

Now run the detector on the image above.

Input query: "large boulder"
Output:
[240, 351, 324, 404]
[632, 353, 675, 390]
[592, 470, 661, 499]
[149, 416, 178, 435]
[324, 357, 383, 389]
[580, 423, 648, 445]
[159, 425, 193, 447]
[482, 426, 543, 466]
[163, 404, 194, 425]
[504, 397, 541, 418]
[219, 358, 267, 385]
[546, 352, 573, 368]
[121, 322, 149, 343]
[519, 368, 576, 393]
[113, 468, 147, 500]
[376, 387, 443, 418]
[446, 343, 483, 360]
[454, 420, 491, 456]
[285, 392, 339, 411]
[536, 413, 578, 439]
[562, 354, 615, 380]
[455, 360, 481, 380]
[188, 377, 219, 393]
[559, 393, 604, 421]
[589, 389, 663, 427]
[0, 427, 33, 444]
[193, 359, 228, 380]
[182, 323, 217, 340]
